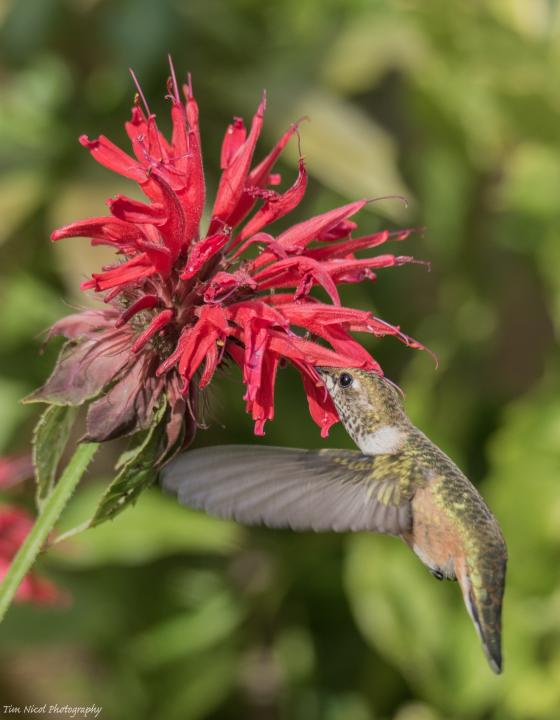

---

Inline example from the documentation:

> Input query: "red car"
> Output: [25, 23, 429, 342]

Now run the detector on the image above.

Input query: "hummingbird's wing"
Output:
[161, 445, 414, 535]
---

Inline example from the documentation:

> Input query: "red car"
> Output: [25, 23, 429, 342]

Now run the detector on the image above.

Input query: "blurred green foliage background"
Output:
[1, 0, 560, 718]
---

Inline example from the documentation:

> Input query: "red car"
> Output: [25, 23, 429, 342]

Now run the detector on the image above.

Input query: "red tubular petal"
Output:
[225, 340, 244, 367]
[309, 231, 415, 260]
[51, 217, 141, 246]
[84, 254, 155, 292]
[125, 105, 171, 165]
[146, 113, 170, 163]
[267, 303, 393, 368]
[131, 309, 174, 352]
[294, 362, 339, 437]
[108, 195, 166, 225]
[228, 300, 288, 331]
[224, 325, 279, 435]
[274, 199, 366, 251]
[125, 105, 150, 162]
[249, 123, 299, 188]
[262, 293, 320, 306]
[180, 137, 205, 245]
[220, 118, 247, 169]
[157, 330, 189, 376]
[184, 76, 201, 145]
[157, 306, 229, 377]
[115, 294, 160, 327]
[199, 342, 220, 387]
[172, 306, 230, 382]
[210, 95, 266, 228]
[169, 101, 189, 173]
[242, 324, 270, 401]
[177, 82, 206, 243]
[178, 329, 216, 379]
[181, 230, 230, 279]
[135, 240, 172, 276]
[249, 352, 279, 435]
[274, 303, 373, 327]
[263, 329, 378, 371]
[252, 256, 341, 305]
[316, 324, 381, 368]
[230, 232, 278, 261]
[361, 317, 433, 358]
[144, 172, 186, 261]
[306, 230, 390, 260]
[326, 254, 415, 284]
[317, 219, 357, 242]
[234, 158, 307, 245]
[265, 333, 340, 366]
[226, 123, 300, 229]
[177, 328, 207, 376]
[249, 199, 367, 272]
[80, 134, 145, 181]
[203, 270, 257, 304]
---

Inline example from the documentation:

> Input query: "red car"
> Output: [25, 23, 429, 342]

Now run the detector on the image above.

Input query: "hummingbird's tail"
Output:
[457, 557, 506, 674]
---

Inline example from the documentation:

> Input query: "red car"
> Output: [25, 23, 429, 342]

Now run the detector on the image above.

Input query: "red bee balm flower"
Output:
[33, 67, 424, 458]
[0, 505, 68, 606]
[0, 455, 68, 606]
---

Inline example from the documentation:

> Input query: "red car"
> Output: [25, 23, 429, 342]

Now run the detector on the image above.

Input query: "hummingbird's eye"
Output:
[339, 372, 353, 388]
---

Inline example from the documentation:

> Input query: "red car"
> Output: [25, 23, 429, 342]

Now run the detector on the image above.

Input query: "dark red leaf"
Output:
[26, 334, 131, 406]
[84, 356, 151, 442]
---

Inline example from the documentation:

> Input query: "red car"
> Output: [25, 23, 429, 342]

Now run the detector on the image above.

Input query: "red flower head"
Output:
[32, 63, 424, 462]
[0, 454, 33, 490]
[0, 506, 68, 605]
[0, 455, 68, 606]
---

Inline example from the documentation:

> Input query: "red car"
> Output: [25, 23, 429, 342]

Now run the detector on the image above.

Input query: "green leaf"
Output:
[158, 649, 237, 720]
[89, 403, 167, 528]
[128, 591, 243, 668]
[32, 403, 77, 507]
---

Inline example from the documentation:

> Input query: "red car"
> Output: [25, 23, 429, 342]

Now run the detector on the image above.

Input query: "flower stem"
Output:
[0, 442, 99, 622]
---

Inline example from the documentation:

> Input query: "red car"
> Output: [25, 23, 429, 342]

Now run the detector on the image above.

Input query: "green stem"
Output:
[0, 441, 99, 622]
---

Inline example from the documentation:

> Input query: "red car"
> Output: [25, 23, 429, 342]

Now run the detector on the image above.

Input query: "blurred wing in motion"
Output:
[160, 445, 413, 534]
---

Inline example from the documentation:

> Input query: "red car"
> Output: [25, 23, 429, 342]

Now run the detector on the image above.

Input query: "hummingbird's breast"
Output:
[402, 432, 506, 580]
[405, 483, 461, 579]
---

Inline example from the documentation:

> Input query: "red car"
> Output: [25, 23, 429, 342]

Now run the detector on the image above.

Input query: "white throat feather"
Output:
[357, 425, 405, 455]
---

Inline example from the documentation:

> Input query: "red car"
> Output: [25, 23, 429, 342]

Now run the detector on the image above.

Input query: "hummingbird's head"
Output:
[316, 367, 410, 453]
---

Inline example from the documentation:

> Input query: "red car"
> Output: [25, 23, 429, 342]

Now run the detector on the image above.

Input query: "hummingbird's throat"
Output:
[354, 425, 406, 455]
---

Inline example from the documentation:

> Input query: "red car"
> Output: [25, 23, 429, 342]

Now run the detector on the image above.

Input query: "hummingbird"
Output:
[161, 367, 507, 673]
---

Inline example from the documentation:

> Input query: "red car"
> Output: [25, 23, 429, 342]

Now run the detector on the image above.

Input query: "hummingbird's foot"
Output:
[431, 569, 444, 581]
